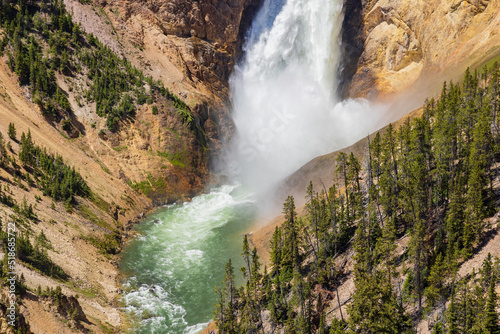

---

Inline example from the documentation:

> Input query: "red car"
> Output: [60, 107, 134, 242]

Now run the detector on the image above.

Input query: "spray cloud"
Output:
[226, 0, 389, 207]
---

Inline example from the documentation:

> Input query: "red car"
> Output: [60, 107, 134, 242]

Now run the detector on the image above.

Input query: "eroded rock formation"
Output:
[341, 0, 500, 100]
[82, 0, 261, 147]
[60, 0, 263, 202]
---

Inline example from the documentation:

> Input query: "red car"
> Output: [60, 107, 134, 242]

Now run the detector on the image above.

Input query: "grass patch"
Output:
[83, 232, 121, 256]
[127, 173, 168, 197]
[164, 127, 181, 138]
[156, 150, 187, 168]
[66, 280, 98, 299]
[478, 52, 500, 71]
[127, 180, 152, 196]
[78, 204, 112, 230]
[470, 46, 500, 72]
[91, 193, 112, 214]
[112, 145, 128, 152]
[98, 321, 114, 334]
[98, 162, 111, 174]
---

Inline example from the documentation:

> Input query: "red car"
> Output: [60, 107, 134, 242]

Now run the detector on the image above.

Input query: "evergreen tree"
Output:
[483, 253, 494, 290]
[8, 122, 16, 141]
[447, 288, 459, 334]
[0, 131, 8, 167]
[484, 276, 499, 334]
[432, 322, 445, 334]
[214, 259, 237, 334]
[280, 196, 300, 282]
[463, 107, 492, 258]
[250, 247, 261, 286]
[336, 152, 350, 220]
[270, 226, 283, 279]
[210, 65, 500, 334]
[348, 270, 413, 334]
[379, 123, 399, 228]
[241, 234, 251, 281]
[408, 218, 426, 312]
[424, 253, 447, 309]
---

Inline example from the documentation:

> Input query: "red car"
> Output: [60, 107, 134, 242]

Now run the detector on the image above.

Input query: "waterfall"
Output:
[228, 0, 386, 203]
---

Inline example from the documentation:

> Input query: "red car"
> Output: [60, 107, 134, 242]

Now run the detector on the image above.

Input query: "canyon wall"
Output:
[67, 0, 262, 153]
[341, 0, 500, 100]
[2, 0, 500, 332]
[0, 1, 261, 332]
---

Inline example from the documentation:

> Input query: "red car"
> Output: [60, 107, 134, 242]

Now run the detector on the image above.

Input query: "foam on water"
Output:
[121, 185, 256, 333]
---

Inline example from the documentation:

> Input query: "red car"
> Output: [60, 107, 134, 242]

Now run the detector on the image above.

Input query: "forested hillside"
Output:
[0, 0, 201, 135]
[214, 65, 500, 333]
[0, 0, 211, 332]
[0, 0, 210, 203]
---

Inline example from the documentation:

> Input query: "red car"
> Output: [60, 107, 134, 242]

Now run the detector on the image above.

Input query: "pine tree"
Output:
[379, 123, 399, 227]
[424, 253, 447, 309]
[0, 131, 8, 167]
[241, 235, 251, 281]
[305, 181, 320, 260]
[318, 311, 328, 334]
[446, 282, 463, 334]
[330, 318, 346, 333]
[463, 107, 492, 258]
[280, 196, 300, 282]
[432, 322, 445, 334]
[250, 247, 261, 286]
[336, 152, 350, 220]
[270, 226, 283, 278]
[8, 122, 16, 141]
[370, 132, 382, 182]
[290, 268, 311, 333]
[445, 174, 466, 254]
[214, 259, 237, 334]
[409, 218, 426, 312]
[483, 253, 494, 290]
[484, 276, 499, 334]
[347, 152, 363, 220]
[348, 270, 413, 334]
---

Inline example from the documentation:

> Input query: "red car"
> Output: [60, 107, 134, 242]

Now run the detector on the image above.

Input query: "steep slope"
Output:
[279, 108, 423, 207]
[227, 66, 500, 334]
[0, 0, 261, 332]
[0, 58, 148, 332]
[342, 0, 500, 101]
[64, 0, 262, 151]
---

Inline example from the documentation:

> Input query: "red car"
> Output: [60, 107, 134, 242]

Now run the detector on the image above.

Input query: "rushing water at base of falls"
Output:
[120, 185, 256, 333]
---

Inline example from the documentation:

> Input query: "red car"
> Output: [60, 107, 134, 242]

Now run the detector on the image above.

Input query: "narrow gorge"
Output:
[120, 0, 387, 332]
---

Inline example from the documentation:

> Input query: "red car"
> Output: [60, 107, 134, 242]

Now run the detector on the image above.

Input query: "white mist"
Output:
[227, 0, 387, 207]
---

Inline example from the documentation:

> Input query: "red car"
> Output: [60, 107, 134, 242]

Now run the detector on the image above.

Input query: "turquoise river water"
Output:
[120, 185, 257, 333]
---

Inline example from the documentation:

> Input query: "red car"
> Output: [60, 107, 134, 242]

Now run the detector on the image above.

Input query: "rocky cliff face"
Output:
[108, 0, 260, 96]
[341, 0, 500, 100]
[73, 0, 500, 138]
[69, 0, 261, 153]
[53, 0, 264, 204]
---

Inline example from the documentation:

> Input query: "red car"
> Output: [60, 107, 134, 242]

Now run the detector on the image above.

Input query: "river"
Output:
[120, 185, 256, 333]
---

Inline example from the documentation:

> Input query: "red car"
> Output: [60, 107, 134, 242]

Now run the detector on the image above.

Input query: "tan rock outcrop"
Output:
[343, 0, 500, 100]
[64, 0, 261, 159]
